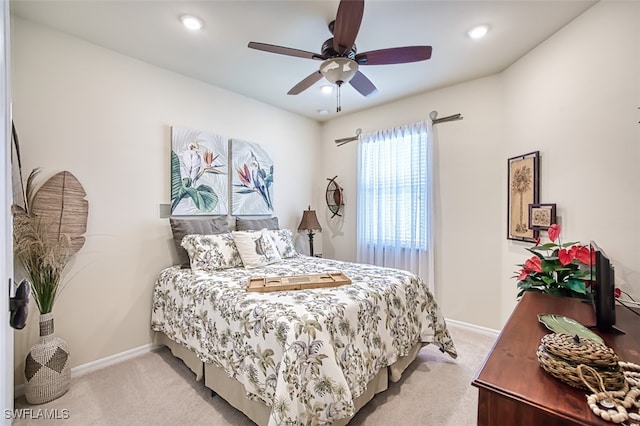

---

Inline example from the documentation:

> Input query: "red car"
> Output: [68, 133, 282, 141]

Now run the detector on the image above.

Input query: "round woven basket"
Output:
[536, 333, 625, 391]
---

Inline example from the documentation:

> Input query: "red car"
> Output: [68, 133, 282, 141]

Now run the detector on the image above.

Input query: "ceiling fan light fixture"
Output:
[320, 85, 334, 94]
[467, 24, 489, 39]
[320, 58, 358, 84]
[180, 15, 204, 31]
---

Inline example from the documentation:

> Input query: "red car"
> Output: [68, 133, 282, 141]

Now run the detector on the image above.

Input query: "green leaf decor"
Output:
[537, 314, 604, 344]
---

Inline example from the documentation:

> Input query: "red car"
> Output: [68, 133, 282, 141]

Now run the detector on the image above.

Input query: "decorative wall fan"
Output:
[248, 0, 432, 107]
[325, 176, 344, 218]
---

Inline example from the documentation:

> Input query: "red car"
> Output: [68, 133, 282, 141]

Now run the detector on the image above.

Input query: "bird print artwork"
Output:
[231, 139, 274, 215]
[170, 127, 229, 215]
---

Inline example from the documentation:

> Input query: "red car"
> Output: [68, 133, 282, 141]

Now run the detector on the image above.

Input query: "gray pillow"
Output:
[235, 217, 279, 231]
[170, 217, 230, 268]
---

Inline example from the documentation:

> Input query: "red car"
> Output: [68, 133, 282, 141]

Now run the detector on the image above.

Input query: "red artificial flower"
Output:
[517, 268, 530, 281]
[614, 288, 621, 299]
[525, 256, 543, 273]
[558, 248, 574, 266]
[574, 245, 592, 265]
[548, 224, 561, 243]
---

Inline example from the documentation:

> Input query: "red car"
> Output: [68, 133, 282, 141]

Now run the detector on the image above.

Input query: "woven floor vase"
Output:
[24, 313, 71, 404]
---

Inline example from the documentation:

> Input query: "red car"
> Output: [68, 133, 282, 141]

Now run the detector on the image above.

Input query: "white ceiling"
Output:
[11, 0, 596, 122]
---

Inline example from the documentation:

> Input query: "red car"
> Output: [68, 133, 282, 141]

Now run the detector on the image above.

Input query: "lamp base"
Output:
[307, 231, 315, 257]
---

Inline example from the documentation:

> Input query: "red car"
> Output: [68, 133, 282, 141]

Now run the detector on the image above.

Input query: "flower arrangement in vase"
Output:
[514, 224, 593, 299]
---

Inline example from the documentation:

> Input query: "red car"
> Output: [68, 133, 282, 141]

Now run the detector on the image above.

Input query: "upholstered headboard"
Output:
[235, 217, 279, 231]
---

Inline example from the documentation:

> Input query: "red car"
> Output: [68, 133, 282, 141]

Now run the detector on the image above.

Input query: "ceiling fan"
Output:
[247, 0, 432, 108]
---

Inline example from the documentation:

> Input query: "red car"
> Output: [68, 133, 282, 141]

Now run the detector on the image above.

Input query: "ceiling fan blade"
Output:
[287, 71, 323, 95]
[248, 42, 325, 60]
[349, 71, 377, 97]
[332, 0, 364, 55]
[355, 46, 433, 65]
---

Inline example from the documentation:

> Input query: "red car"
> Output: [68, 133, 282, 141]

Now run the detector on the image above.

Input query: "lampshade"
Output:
[320, 58, 358, 85]
[298, 206, 322, 232]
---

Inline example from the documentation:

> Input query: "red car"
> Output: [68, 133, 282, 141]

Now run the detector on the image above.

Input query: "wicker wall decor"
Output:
[30, 171, 88, 255]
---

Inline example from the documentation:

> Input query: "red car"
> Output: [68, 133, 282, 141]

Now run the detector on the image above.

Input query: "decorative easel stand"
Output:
[247, 272, 351, 292]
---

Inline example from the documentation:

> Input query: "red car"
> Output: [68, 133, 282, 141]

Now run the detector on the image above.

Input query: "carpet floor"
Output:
[13, 323, 496, 425]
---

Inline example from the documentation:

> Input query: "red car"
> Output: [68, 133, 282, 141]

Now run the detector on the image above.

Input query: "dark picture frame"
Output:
[507, 151, 540, 242]
[528, 203, 556, 231]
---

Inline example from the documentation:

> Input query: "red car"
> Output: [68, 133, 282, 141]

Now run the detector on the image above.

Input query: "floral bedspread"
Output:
[151, 256, 457, 425]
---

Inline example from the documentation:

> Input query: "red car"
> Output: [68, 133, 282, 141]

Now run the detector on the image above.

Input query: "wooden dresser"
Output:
[472, 292, 640, 426]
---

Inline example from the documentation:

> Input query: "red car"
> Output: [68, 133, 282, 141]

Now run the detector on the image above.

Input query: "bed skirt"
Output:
[154, 331, 423, 425]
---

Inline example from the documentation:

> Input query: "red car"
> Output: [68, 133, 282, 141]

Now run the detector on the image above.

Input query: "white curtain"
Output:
[356, 120, 435, 291]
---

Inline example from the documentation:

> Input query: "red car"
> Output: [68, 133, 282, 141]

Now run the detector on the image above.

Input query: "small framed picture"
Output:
[507, 151, 540, 242]
[528, 203, 556, 230]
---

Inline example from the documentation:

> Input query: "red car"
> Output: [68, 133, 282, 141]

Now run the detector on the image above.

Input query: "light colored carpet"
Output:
[13, 323, 496, 425]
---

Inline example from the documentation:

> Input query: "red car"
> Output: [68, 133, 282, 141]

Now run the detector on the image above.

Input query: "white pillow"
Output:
[232, 229, 282, 268]
[181, 233, 243, 272]
[268, 229, 298, 258]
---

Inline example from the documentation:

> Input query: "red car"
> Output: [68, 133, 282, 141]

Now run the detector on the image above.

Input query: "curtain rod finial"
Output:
[429, 111, 438, 120]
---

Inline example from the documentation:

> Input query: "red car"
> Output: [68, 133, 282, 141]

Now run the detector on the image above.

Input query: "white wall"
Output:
[321, 0, 640, 329]
[500, 0, 640, 323]
[11, 17, 320, 385]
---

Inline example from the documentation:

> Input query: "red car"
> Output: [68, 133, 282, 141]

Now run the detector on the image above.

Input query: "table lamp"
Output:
[297, 206, 322, 256]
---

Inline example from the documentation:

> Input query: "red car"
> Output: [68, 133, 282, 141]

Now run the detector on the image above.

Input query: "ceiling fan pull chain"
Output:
[336, 83, 342, 112]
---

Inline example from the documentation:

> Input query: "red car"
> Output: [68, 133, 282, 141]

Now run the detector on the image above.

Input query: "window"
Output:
[357, 121, 429, 250]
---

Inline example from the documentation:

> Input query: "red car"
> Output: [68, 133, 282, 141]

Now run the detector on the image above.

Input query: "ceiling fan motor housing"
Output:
[322, 38, 357, 60]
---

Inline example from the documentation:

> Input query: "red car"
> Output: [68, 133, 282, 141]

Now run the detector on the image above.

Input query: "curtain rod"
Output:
[430, 111, 463, 124]
[335, 112, 463, 146]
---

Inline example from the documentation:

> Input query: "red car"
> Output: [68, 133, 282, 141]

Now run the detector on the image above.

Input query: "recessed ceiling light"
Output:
[317, 109, 329, 115]
[467, 24, 489, 39]
[320, 85, 334, 94]
[181, 15, 204, 31]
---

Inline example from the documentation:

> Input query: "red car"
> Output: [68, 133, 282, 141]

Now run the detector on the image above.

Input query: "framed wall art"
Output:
[230, 139, 274, 215]
[529, 203, 556, 231]
[507, 151, 539, 242]
[170, 126, 229, 215]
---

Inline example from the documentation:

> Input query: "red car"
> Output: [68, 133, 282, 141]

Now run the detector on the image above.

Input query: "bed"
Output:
[151, 223, 457, 425]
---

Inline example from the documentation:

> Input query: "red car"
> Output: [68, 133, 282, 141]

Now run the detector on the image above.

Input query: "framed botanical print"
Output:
[507, 151, 540, 242]
[230, 139, 274, 215]
[170, 126, 229, 215]
[529, 203, 556, 231]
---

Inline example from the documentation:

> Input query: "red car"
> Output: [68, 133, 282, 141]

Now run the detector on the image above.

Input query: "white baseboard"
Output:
[445, 318, 501, 337]
[14, 343, 160, 397]
[71, 343, 161, 378]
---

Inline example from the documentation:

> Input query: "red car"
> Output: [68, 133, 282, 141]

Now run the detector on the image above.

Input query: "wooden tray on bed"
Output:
[247, 272, 351, 292]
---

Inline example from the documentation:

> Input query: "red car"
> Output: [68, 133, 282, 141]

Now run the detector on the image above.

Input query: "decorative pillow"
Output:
[235, 217, 279, 231]
[268, 229, 298, 258]
[180, 233, 243, 272]
[232, 229, 282, 268]
[170, 217, 230, 268]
